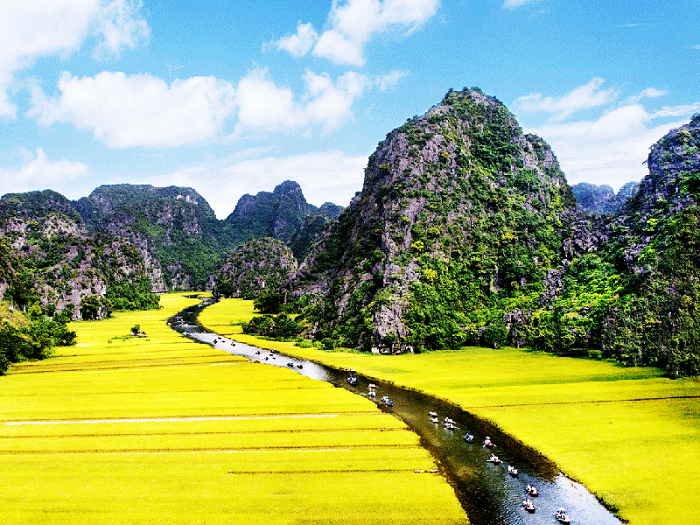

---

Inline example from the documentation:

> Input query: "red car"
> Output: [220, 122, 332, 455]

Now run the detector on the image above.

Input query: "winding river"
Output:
[171, 300, 622, 525]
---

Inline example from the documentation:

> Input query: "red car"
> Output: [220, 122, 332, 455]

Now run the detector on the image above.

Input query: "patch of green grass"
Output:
[201, 298, 700, 525]
[0, 293, 467, 524]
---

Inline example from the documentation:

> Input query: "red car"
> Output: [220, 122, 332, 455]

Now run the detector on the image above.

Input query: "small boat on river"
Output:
[381, 396, 393, 407]
[526, 484, 539, 497]
[463, 433, 474, 442]
[429, 411, 439, 424]
[443, 417, 457, 430]
[483, 437, 495, 448]
[507, 465, 519, 477]
[522, 499, 536, 512]
[347, 370, 358, 385]
[556, 508, 571, 523]
[486, 454, 502, 464]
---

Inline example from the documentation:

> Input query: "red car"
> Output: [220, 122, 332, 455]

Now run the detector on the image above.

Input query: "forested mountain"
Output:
[283, 89, 700, 376]
[76, 184, 230, 291]
[0, 182, 340, 307]
[0, 190, 159, 319]
[290, 88, 587, 352]
[1, 89, 698, 377]
[572, 181, 639, 215]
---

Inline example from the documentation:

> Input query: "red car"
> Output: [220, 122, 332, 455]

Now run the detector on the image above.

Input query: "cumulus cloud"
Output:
[142, 150, 369, 218]
[29, 72, 236, 148]
[271, 0, 440, 66]
[233, 68, 369, 136]
[0, 147, 90, 194]
[513, 78, 618, 121]
[0, 0, 148, 118]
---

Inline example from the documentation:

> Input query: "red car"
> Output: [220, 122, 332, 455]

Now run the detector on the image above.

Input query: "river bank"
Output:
[199, 297, 700, 525]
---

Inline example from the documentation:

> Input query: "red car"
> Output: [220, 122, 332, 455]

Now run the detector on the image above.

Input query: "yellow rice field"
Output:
[200, 298, 700, 525]
[0, 294, 467, 524]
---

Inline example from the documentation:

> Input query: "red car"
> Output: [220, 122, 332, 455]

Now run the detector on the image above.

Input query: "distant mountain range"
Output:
[571, 181, 639, 215]
[0, 180, 341, 316]
[1, 87, 698, 376]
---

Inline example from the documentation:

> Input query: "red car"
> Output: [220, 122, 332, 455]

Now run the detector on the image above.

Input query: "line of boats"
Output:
[347, 372, 394, 407]
[344, 372, 573, 523]
[429, 409, 572, 523]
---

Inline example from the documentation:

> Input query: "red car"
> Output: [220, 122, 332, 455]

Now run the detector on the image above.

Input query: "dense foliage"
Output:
[214, 238, 298, 300]
[0, 301, 75, 374]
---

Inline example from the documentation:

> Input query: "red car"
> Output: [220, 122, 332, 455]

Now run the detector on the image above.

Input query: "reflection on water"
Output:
[171, 300, 622, 525]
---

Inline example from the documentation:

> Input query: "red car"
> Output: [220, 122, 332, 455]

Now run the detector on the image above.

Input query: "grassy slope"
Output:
[200, 298, 700, 525]
[0, 294, 466, 525]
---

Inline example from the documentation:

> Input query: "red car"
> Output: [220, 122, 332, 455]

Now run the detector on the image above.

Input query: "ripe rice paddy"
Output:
[0, 294, 467, 524]
[200, 298, 700, 525]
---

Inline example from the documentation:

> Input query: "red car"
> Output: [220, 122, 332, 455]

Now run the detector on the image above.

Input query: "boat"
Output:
[381, 396, 393, 407]
[287, 362, 294, 367]
[463, 433, 474, 442]
[507, 465, 519, 477]
[483, 437, 495, 448]
[486, 454, 502, 464]
[526, 484, 539, 497]
[368, 383, 377, 390]
[347, 370, 357, 385]
[429, 411, 439, 423]
[296, 364, 303, 369]
[368, 390, 376, 397]
[443, 417, 457, 430]
[556, 508, 571, 524]
[522, 499, 536, 512]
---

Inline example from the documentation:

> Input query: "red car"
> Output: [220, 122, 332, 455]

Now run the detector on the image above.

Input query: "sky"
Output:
[1, 0, 699, 218]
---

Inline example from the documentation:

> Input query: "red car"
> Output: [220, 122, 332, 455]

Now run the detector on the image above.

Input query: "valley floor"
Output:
[200, 298, 700, 525]
[0, 294, 466, 525]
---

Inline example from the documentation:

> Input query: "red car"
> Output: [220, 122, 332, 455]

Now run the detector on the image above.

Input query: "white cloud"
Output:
[527, 104, 696, 190]
[92, 0, 150, 58]
[233, 68, 369, 136]
[29, 71, 236, 148]
[0, 147, 90, 194]
[503, 0, 539, 8]
[652, 103, 700, 118]
[142, 150, 369, 218]
[375, 70, 409, 91]
[0, 0, 148, 118]
[273, 22, 318, 57]
[272, 0, 440, 66]
[513, 78, 618, 121]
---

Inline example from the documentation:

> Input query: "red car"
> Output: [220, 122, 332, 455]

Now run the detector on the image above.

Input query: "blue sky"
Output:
[1, 0, 699, 218]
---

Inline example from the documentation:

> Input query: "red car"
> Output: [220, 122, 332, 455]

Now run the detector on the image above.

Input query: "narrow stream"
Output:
[171, 300, 622, 525]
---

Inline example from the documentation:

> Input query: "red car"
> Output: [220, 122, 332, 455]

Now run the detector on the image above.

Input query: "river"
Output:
[171, 300, 623, 525]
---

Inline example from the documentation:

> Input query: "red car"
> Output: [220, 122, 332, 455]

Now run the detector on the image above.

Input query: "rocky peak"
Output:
[292, 87, 580, 352]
